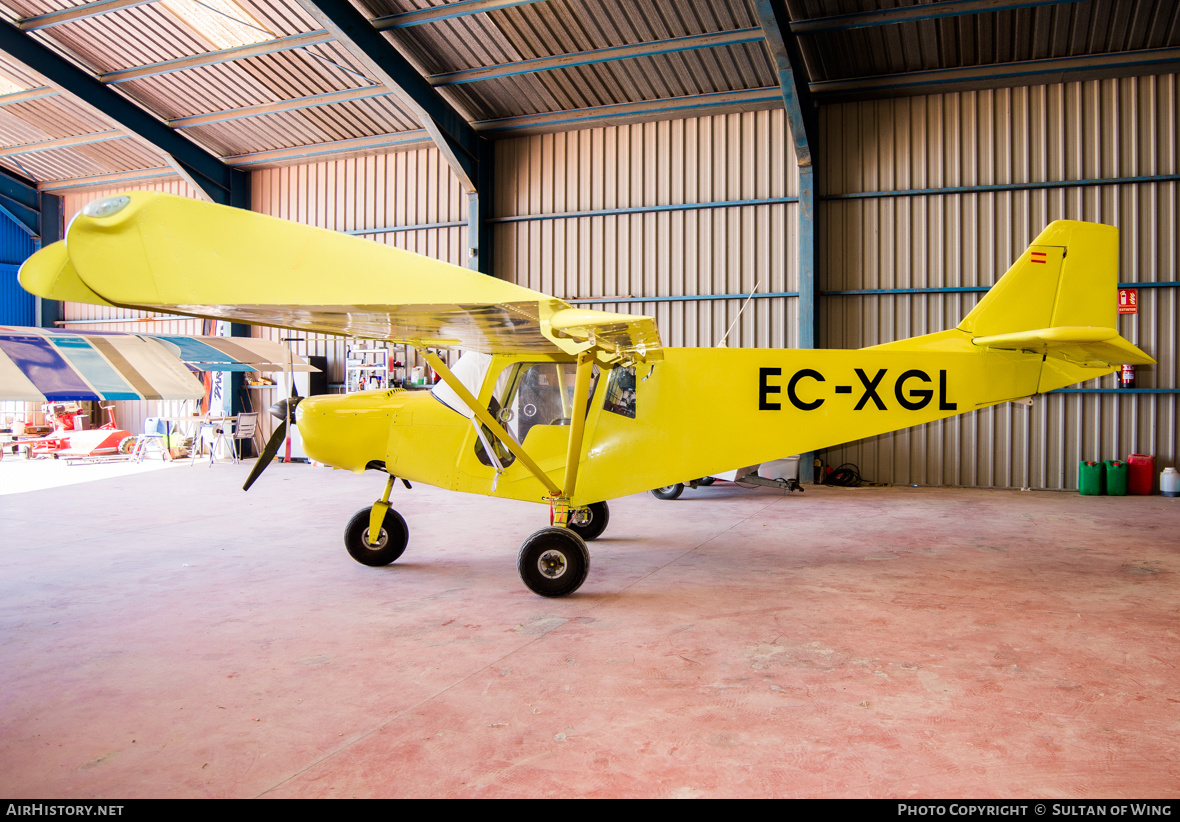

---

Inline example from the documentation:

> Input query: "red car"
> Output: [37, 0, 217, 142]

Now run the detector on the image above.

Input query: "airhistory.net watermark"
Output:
[6, 806, 123, 816]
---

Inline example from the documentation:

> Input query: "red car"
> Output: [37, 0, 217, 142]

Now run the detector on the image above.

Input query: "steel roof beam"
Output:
[755, 0, 819, 357]
[811, 47, 1180, 99]
[169, 86, 390, 128]
[430, 28, 765, 86]
[101, 30, 334, 84]
[791, 0, 1085, 35]
[0, 87, 57, 106]
[0, 18, 239, 204]
[224, 130, 433, 167]
[476, 87, 782, 133]
[0, 130, 125, 157]
[372, 0, 548, 30]
[294, 1, 482, 192]
[19, 0, 156, 32]
[38, 167, 179, 192]
[755, 0, 816, 166]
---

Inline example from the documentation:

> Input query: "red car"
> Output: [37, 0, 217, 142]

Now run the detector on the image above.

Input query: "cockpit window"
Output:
[603, 365, 636, 418]
[474, 361, 600, 467]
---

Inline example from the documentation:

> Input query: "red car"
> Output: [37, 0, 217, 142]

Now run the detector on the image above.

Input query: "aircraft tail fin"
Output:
[957, 220, 1153, 390]
[872, 220, 1152, 393]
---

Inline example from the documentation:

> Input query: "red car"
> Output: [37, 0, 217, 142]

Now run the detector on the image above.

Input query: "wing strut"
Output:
[419, 349, 561, 497]
[561, 351, 595, 500]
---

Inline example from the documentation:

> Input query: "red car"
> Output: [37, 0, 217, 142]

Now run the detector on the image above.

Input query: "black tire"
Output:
[698, 477, 715, 486]
[517, 527, 590, 597]
[344, 506, 408, 567]
[650, 483, 684, 500]
[568, 501, 609, 541]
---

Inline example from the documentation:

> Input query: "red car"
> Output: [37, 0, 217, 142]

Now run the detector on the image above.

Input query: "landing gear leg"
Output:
[343, 475, 408, 567]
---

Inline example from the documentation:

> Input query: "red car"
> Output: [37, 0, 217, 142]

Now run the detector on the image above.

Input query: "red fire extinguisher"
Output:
[1120, 363, 1135, 389]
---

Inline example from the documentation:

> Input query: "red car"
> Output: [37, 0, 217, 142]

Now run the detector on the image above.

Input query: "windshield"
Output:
[430, 351, 492, 418]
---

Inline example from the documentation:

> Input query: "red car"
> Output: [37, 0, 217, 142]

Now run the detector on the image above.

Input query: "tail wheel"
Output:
[568, 501, 609, 541]
[650, 483, 684, 500]
[344, 507, 408, 567]
[518, 527, 590, 597]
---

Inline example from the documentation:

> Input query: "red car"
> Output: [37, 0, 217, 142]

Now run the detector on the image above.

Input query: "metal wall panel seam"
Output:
[492, 196, 799, 223]
[826, 172, 1180, 199]
[568, 292, 799, 304]
[1054, 388, 1180, 393]
[824, 281, 1180, 295]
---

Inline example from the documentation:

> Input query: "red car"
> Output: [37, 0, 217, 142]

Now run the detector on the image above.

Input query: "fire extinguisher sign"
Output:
[1118, 288, 1138, 314]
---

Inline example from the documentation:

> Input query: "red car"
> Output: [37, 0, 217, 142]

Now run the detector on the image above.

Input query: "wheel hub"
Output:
[537, 548, 568, 579]
[361, 528, 388, 549]
[571, 507, 593, 527]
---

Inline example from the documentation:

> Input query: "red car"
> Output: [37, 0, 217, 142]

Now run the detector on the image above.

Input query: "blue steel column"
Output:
[468, 138, 495, 275]
[35, 193, 63, 328]
[757, 0, 821, 479]
[223, 171, 252, 420]
[0, 167, 63, 327]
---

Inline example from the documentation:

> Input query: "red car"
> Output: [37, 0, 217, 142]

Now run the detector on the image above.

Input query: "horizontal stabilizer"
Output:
[973, 326, 1155, 367]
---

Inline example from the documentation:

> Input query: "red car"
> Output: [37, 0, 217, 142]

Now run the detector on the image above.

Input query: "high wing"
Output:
[0, 326, 316, 402]
[19, 192, 663, 365]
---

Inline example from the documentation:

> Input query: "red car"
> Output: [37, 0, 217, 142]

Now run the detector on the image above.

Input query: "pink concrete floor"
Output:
[1, 461, 1177, 798]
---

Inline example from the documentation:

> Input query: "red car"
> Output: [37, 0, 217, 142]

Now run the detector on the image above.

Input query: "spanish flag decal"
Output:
[1030, 251, 1047, 264]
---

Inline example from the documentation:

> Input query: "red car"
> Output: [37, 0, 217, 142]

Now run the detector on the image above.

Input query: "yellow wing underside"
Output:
[20, 192, 663, 365]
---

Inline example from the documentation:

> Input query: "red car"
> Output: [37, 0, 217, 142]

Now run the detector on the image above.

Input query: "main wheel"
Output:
[568, 501, 609, 541]
[344, 506, 409, 567]
[697, 476, 715, 486]
[517, 527, 590, 597]
[650, 483, 684, 500]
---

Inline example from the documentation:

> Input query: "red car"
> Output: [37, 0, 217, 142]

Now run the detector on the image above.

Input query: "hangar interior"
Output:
[0, 0, 1178, 799]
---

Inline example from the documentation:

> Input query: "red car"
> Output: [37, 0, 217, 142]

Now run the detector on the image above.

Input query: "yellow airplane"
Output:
[19, 192, 1153, 597]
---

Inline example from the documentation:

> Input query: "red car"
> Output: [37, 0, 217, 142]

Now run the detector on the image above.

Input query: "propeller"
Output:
[243, 337, 303, 492]
[242, 396, 302, 491]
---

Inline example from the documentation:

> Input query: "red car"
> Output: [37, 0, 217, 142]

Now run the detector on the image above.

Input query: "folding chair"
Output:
[229, 413, 259, 464]
[133, 417, 169, 463]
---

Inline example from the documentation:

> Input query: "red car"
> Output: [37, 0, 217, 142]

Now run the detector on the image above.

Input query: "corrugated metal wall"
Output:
[0, 210, 36, 325]
[818, 76, 1178, 489]
[496, 111, 799, 350]
[0, 211, 40, 428]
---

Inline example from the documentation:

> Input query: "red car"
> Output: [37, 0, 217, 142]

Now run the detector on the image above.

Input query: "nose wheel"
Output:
[344, 506, 408, 566]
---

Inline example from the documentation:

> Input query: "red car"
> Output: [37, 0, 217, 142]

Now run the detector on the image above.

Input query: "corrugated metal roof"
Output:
[0, 0, 1173, 191]
[789, 0, 1180, 89]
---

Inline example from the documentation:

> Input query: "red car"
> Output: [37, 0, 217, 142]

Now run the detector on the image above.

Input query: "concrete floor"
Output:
[1, 459, 1177, 798]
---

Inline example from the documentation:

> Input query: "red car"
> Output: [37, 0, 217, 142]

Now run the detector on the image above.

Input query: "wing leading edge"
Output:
[20, 192, 663, 365]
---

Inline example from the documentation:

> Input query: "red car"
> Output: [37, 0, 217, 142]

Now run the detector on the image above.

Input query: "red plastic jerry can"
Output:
[1127, 454, 1155, 495]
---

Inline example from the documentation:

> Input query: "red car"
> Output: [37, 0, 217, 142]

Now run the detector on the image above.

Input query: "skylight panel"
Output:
[160, 0, 273, 50]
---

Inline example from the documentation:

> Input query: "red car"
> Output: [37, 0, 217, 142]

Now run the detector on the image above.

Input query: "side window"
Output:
[603, 365, 637, 419]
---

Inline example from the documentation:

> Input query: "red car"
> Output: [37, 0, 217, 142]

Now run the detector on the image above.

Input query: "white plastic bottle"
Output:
[1162, 467, 1179, 497]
